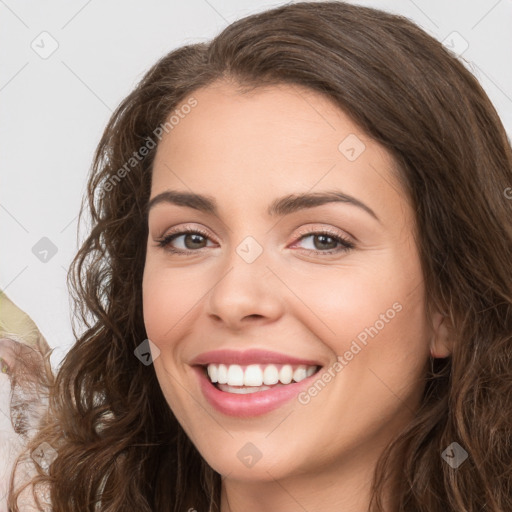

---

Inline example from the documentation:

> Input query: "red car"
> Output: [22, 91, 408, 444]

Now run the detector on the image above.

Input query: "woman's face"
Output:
[142, 81, 449, 483]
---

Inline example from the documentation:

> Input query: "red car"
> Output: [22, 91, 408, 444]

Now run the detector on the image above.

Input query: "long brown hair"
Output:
[9, 1, 512, 510]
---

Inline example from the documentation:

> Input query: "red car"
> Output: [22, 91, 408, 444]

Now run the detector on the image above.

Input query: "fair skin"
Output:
[142, 81, 451, 512]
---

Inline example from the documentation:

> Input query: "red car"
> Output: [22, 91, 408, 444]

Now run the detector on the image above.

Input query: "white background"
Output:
[1, 0, 511, 371]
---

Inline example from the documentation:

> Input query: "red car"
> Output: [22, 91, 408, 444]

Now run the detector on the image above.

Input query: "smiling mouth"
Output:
[201, 363, 322, 394]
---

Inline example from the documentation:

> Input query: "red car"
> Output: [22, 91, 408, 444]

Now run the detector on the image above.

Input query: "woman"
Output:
[9, 1, 512, 510]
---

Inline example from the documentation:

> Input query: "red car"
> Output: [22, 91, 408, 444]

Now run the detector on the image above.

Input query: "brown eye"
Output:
[294, 231, 355, 255]
[311, 234, 338, 250]
[156, 228, 215, 254]
[180, 232, 208, 250]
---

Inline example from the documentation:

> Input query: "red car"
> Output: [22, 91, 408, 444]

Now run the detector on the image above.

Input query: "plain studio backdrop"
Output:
[1, 0, 511, 372]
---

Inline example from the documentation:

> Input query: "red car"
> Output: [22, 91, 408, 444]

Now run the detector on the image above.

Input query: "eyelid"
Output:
[293, 223, 354, 243]
[157, 223, 216, 240]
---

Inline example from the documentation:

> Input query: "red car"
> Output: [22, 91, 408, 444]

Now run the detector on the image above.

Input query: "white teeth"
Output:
[293, 366, 308, 382]
[207, 364, 218, 383]
[217, 364, 228, 384]
[279, 364, 293, 384]
[205, 363, 318, 387]
[244, 364, 263, 386]
[262, 365, 279, 385]
[227, 364, 244, 386]
[217, 384, 275, 394]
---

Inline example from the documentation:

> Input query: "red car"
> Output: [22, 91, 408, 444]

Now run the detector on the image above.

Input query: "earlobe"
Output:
[429, 312, 452, 359]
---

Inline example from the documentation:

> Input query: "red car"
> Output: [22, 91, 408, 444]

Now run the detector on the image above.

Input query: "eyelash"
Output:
[154, 226, 355, 256]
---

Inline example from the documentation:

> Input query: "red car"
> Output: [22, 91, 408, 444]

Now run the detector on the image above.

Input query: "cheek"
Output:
[294, 254, 429, 368]
[293, 264, 402, 343]
[141, 259, 210, 345]
[142, 269, 179, 344]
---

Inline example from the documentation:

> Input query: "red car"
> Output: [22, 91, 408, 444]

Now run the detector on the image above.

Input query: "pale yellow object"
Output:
[0, 290, 50, 357]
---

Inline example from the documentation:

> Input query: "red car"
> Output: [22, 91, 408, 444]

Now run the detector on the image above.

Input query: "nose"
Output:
[206, 248, 285, 331]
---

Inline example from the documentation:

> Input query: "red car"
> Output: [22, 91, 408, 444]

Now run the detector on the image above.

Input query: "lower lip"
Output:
[193, 365, 321, 417]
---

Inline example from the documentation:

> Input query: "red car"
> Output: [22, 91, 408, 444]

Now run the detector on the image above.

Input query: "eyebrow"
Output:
[146, 189, 380, 223]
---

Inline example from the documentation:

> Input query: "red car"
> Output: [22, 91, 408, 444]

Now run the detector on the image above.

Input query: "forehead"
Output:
[150, 81, 411, 230]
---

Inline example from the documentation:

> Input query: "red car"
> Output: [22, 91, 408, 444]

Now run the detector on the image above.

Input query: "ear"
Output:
[429, 311, 452, 358]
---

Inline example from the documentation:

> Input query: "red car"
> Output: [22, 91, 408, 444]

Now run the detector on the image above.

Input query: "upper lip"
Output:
[190, 349, 323, 367]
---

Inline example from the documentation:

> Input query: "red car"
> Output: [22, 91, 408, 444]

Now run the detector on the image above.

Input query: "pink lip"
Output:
[192, 364, 322, 418]
[190, 348, 322, 367]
